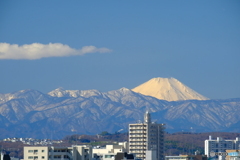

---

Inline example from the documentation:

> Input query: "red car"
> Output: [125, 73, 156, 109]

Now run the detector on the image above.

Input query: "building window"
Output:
[42, 156, 44, 159]
[105, 155, 114, 158]
[28, 156, 33, 159]
[28, 150, 33, 153]
[34, 150, 38, 154]
[42, 150, 44, 152]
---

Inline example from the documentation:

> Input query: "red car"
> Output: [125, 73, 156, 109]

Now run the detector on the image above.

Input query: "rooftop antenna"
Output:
[190, 127, 193, 155]
[50, 130, 53, 146]
[144, 110, 151, 123]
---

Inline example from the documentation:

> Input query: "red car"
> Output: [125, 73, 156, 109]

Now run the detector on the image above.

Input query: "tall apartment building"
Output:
[24, 145, 92, 160]
[129, 111, 165, 160]
[205, 136, 240, 158]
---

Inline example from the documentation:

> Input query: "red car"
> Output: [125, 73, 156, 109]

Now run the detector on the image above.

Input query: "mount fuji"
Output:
[132, 77, 209, 101]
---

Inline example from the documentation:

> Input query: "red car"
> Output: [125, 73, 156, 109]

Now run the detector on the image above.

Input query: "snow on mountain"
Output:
[132, 77, 209, 101]
[0, 77, 239, 138]
[0, 87, 239, 138]
[104, 87, 168, 111]
[0, 93, 15, 103]
[48, 87, 103, 98]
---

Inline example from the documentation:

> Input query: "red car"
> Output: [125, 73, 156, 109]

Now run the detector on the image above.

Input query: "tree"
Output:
[99, 131, 111, 136]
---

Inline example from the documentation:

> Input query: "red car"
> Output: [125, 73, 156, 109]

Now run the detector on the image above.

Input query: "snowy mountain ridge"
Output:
[48, 87, 104, 98]
[48, 77, 209, 101]
[0, 77, 239, 139]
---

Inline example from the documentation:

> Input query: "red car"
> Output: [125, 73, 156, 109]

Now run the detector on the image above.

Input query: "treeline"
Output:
[164, 132, 240, 155]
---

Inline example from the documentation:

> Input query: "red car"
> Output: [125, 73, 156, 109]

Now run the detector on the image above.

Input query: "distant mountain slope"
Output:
[132, 77, 209, 101]
[0, 88, 239, 139]
[48, 87, 104, 98]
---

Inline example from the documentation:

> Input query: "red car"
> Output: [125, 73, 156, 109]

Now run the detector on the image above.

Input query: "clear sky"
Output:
[0, 1, 239, 99]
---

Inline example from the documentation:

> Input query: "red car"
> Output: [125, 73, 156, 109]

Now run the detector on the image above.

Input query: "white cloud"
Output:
[0, 43, 112, 60]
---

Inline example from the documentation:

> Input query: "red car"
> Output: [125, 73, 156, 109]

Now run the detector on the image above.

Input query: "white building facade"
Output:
[129, 111, 165, 160]
[92, 142, 129, 160]
[205, 136, 240, 158]
[24, 145, 92, 160]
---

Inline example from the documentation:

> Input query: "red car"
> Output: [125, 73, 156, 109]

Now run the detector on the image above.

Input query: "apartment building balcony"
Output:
[130, 139, 146, 142]
[49, 151, 72, 159]
[129, 135, 147, 137]
[49, 154, 71, 160]
[129, 150, 146, 154]
[50, 152, 70, 156]
[129, 142, 147, 144]
[129, 128, 147, 130]
[130, 144, 146, 146]
[129, 125, 147, 128]
[129, 131, 147, 134]
[129, 147, 146, 149]
[129, 137, 146, 139]
[50, 158, 70, 160]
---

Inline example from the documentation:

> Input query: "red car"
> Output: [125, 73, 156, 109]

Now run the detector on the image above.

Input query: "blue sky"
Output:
[0, 1, 239, 99]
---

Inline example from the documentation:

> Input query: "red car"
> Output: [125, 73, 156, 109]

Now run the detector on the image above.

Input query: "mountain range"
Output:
[0, 77, 239, 139]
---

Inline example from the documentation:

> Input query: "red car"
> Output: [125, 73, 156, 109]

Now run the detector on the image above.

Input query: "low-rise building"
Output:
[24, 145, 92, 160]
[226, 150, 240, 160]
[92, 142, 129, 160]
[205, 136, 240, 158]
[1, 152, 18, 160]
[115, 152, 134, 160]
[165, 155, 207, 160]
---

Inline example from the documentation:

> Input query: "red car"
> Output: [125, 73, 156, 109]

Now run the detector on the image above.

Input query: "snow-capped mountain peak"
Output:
[132, 77, 209, 101]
